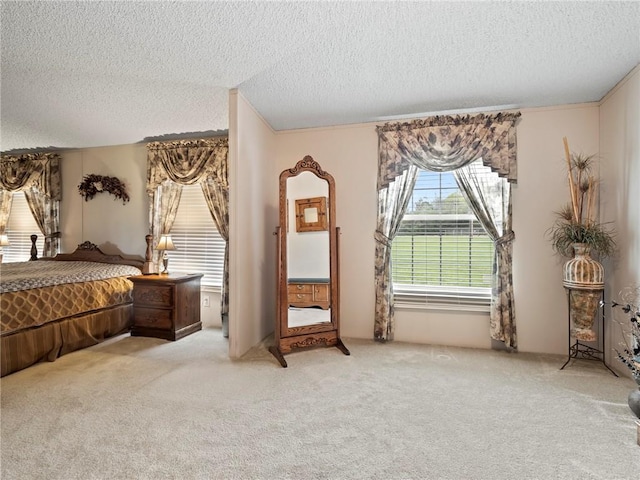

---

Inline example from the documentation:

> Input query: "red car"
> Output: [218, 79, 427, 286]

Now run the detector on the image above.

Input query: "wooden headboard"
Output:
[37, 239, 145, 269]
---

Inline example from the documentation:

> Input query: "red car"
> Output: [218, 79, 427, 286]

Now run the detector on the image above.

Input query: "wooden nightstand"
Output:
[287, 279, 330, 309]
[129, 273, 203, 341]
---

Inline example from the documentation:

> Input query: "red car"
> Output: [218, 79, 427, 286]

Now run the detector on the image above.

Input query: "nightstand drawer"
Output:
[133, 307, 172, 329]
[289, 284, 312, 294]
[289, 292, 313, 303]
[134, 285, 173, 307]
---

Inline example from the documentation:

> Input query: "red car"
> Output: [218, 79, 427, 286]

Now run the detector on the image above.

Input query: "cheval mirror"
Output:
[269, 156, 350, 367]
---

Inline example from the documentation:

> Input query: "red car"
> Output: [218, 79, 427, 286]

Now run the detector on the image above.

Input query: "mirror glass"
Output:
[304, 207, 318, 223]
[286, 171, 331, 328]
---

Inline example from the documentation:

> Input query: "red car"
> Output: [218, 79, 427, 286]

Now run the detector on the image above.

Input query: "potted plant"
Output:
[548, 138, 615, 341]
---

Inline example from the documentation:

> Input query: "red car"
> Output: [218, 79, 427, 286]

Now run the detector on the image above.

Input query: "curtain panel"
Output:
[201, 178, 230, 319]
[0, 190, 13, 235]
[374, 112, 520, 348]
[454, 163, 517, 349]
[146, 137, 229, 320]
[0, 153, 62, 256]
[374, 166, 419, 341]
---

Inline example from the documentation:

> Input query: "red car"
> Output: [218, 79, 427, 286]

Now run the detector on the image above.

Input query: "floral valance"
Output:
[376, 112, 521, 190]
[0, 153, 62, 200]
[146, 138, 229, 193]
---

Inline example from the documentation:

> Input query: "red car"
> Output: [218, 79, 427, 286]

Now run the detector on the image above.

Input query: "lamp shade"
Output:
[0, 234, 10, 247]
[156, 234, 176, 251]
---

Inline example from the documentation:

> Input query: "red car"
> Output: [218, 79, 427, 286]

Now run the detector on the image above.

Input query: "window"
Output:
[391, 161, 494, 307]
[4, 191, 44, 263]
[168, 184, 225, 287]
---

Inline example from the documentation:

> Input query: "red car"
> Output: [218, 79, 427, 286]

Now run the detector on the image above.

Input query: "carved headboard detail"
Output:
[34, 236, 145, 269]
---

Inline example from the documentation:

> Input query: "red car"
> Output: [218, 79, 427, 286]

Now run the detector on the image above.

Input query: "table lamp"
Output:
[156, 234, 176, 275]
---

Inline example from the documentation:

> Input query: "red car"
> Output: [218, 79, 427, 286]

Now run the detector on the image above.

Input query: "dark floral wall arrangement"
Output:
[78, 174, 130, 204]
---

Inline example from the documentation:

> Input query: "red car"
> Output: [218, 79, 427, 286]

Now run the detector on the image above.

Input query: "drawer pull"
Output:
[296, 284, 304, 290]
[297, 294, 303, 299]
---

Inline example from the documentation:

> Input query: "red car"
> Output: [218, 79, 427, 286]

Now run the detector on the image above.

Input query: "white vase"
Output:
[563, 243, 604, 342]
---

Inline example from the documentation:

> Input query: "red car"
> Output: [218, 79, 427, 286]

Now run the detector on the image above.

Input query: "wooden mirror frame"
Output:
[295, 196, 327, 232]
[269, 156, 350, 367]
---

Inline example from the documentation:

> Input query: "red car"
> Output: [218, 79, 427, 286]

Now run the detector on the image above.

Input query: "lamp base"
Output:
[160, 255, 169, 275]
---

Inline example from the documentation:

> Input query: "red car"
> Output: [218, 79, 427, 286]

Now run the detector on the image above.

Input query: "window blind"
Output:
[168, 184, 225, 287]
[4, 192, 44, 263]
[392, 163, 494, 306]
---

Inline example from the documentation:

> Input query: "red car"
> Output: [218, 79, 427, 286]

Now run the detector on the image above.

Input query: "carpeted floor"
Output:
[1, 319, 639, 480]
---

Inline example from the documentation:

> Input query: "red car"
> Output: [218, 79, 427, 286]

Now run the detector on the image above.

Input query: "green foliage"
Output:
[391, 235, 494, 288]
[548, 220, 616, 258]
[413, 192, 471, 215]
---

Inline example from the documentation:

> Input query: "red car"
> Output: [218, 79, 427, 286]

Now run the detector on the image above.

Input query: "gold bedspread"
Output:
[1, 277, 134, 336]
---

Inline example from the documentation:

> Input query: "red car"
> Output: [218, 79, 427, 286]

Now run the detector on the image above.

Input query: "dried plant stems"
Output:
[586, 177, 596, 226]
[563, 137, 579, 223]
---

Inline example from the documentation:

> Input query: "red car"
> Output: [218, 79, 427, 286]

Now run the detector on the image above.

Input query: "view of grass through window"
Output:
[391, 165, 494, 290]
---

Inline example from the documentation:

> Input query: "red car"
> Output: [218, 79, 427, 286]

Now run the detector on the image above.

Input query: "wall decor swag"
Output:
[78, 174, 130, 204]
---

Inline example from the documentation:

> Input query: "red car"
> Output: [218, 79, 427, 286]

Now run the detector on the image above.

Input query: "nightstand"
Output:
[129, 273, 204, 341]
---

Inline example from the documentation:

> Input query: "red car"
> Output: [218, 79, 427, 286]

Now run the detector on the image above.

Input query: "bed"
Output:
[1, 240, 145, 377]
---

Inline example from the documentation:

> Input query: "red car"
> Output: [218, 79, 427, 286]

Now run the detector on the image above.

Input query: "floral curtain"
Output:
[0, 190, 13, 235]
[146, 137, 229, 321]
[374, 166, 418, 341]
[24, 187, 61, 258]
[0, 153, 62, 256]
[147, 138, 228, 192]
[201, 177, 230, 320]
[374, 112, 520, 345]
[377, 112, 520, 190]
[148, 180, 183, 265]
[454, 162, 517, 349]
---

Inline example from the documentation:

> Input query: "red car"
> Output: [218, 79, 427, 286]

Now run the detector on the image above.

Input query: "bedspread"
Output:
[0, 261, 141, 294]
[1, 276, 135, 336]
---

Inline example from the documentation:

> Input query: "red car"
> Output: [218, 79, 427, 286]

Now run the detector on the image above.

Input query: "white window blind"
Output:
[4, 191, 44, 263]
[391, 162, 494, 307]
[168, 184, 225, 287]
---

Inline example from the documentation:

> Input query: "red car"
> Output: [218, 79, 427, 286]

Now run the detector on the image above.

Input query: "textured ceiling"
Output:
[1, 1, 639, 152]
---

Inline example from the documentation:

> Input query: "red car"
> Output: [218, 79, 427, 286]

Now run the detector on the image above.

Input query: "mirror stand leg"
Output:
[336, 339, 350, 356]
[269, 346, 288, 368]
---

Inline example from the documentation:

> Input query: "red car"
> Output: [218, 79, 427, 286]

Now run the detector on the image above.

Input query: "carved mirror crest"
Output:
[269, 156, 350, 367]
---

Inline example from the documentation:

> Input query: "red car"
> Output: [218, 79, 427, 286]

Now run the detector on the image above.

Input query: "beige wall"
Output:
[599, 65, 640, 377]
[275, 105, 601, 355]
[228, 90, 279, 358]
[59, 144, 149, 257]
